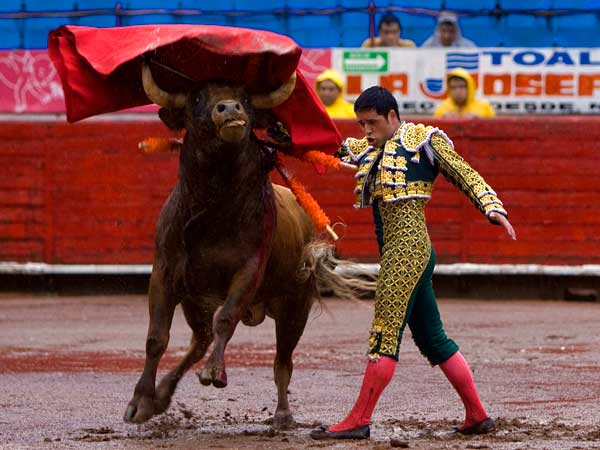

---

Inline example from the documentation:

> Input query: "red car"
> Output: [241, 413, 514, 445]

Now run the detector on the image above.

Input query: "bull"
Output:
[123, 63, 368, 429]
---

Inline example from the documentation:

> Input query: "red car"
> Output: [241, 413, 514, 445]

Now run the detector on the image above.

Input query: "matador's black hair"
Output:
[354, 86, 400, 119]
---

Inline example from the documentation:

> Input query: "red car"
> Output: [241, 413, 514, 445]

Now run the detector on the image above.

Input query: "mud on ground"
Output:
[1, 295, 599, 449]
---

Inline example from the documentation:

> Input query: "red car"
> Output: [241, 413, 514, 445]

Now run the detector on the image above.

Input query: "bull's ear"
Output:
[158, 107, 186, 131]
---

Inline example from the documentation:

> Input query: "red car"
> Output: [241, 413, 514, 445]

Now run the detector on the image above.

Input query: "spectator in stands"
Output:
[361, 13, 416, 48]
[422, 12, 475, 48]
[315, 69, 356, 119]
[434, 68, 495, 118]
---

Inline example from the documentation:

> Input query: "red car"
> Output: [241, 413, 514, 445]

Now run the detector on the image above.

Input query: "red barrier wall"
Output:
[1, 117, 599, 265]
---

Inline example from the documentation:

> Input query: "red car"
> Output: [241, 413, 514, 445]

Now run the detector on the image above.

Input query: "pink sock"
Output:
[439, 351, 488, 429]
[329, 355, 396, 431]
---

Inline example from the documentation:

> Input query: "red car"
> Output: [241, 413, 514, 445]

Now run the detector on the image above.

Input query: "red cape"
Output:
[48, 24, 342, 154]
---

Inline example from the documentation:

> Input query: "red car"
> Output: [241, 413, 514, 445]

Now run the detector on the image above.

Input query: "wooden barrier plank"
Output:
[0, 117, 598, 265]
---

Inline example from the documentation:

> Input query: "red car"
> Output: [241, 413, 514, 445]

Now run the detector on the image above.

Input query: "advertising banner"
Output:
[0, 50, 64, 113]
[0, 49, 333, 115]
[0, 48, 599, 115]
[330, 48, 600, 115]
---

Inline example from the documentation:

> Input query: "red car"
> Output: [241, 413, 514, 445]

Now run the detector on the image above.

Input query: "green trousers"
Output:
[372, 201, 458, 365]
[396, 248, 458, 365]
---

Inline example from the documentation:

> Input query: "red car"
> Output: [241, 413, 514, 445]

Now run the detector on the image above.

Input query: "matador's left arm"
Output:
[429, 133, 507, 221]
[428, 133, 516, 239]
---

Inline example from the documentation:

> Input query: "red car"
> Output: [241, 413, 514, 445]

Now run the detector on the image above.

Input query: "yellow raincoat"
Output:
[315, 69, 356, 119]
[434, 68, 495, 118]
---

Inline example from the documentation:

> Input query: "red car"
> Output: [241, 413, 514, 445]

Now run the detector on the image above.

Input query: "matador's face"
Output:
[356, 109, 399, 148]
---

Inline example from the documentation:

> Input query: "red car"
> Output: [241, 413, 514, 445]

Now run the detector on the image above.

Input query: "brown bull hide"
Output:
[123, 80, 366, 430]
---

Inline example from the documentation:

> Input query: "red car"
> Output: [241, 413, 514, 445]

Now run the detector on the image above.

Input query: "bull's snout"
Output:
[215, 100, 243, 115]
[211, 100, 249, 143]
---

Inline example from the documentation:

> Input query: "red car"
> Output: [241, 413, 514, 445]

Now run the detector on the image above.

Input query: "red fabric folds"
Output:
[48, 24, 342, 154]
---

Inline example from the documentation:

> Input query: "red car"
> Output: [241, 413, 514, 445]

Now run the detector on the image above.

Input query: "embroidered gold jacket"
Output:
[335, 121, 507, 218]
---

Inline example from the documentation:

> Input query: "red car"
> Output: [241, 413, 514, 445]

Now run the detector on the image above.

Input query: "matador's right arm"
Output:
[334, 137, 369, 166]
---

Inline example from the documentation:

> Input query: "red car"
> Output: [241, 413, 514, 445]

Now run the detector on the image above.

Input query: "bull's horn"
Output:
[251, 72, 297, 109]
[141, 63, 187, 109]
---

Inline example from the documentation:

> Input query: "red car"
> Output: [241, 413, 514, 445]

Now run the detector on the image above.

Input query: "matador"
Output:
[311, 86, 516, 441]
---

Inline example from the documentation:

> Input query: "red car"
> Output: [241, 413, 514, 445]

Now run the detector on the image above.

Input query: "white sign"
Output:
[331, 48, 600, 115]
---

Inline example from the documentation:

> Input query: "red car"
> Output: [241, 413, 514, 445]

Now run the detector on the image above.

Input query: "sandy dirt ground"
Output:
[1, 294, 599, 450]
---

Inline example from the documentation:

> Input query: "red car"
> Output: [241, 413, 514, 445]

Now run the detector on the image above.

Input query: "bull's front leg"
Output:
[198, 254, 264, 388]
[124, 269, 177, 423]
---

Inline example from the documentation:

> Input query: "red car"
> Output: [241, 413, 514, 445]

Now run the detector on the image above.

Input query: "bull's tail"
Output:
[300, 241, 377, 301]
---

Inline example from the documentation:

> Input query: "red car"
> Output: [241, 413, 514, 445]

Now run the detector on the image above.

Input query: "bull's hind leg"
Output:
[124, 269, 176, 424]
[155, 301, 214, 412]
[271, 295, 312, 430]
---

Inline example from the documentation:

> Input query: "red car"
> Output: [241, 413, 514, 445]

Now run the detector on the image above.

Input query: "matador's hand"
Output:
[489, 211, 516, 240]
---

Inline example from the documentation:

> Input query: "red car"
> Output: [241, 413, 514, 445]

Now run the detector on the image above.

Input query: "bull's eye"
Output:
[217, 104, 226, 113]
[235, 103, 241, 111]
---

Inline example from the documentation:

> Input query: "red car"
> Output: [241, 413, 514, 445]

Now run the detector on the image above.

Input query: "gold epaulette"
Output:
[399, 122, 454, 164]
[339, 137, 370, 163]
[400, 123, 435, 151]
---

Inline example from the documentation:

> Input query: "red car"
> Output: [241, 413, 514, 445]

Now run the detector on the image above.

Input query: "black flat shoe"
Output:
[309, 424, 370, 440]
[453, 417, 496, 435]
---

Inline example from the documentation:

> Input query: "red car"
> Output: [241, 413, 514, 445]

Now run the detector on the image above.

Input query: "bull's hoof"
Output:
[212, 369, 228, 388]
[272, 411, 295, 430]
[198, 370, 212, 386]
[198, 366, 228, 388]
[123, 396, 155, 424]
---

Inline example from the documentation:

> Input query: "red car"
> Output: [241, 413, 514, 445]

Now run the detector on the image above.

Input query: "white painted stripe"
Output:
[433, 264, 600, 276]
[0, 113, 160, 122]
[1, 262, 599, 276]
[339, 264, 600, 276]
[0, 262, 152, 275]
